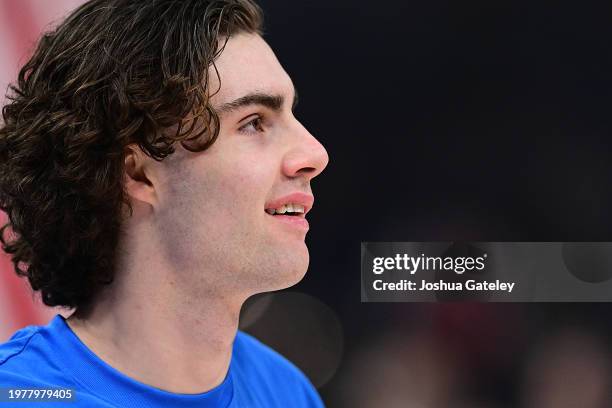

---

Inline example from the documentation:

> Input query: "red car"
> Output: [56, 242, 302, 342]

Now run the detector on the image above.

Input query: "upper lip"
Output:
[265, 192, 314, 215]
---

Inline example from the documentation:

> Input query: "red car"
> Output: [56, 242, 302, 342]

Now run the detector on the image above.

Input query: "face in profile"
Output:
[150, 33, 328, 299]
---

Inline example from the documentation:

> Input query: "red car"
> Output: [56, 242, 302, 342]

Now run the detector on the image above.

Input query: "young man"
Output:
[0, 0, 328, 406]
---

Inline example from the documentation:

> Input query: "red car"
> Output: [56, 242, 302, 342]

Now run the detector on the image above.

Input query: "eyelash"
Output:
[238, 115, 265, 134]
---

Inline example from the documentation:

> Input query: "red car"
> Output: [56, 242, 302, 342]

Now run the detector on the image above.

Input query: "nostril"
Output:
[298, 166, 317, 174]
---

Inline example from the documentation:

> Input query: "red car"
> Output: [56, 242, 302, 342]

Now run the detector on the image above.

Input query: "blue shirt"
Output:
[0, 315, 324, 407]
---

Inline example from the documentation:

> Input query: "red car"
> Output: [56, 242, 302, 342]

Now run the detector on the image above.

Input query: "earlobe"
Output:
[123, 145, 156, 207]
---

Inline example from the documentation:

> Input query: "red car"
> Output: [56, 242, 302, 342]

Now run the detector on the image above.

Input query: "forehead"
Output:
[209, 33, 295, 107]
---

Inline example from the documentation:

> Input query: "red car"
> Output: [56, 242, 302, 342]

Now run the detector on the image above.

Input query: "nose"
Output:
[282, 120, 329, 180]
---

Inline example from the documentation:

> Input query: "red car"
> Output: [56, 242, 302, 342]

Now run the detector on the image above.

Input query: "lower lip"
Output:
[266, 213, 309, 231]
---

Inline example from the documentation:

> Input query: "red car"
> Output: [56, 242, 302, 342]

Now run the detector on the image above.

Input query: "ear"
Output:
[123, 145, 157, 207]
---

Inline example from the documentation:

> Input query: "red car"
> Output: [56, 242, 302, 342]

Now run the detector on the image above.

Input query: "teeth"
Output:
[265, 203, 305, 215]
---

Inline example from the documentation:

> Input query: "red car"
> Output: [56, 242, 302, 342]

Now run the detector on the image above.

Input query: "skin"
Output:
[67, 32, 328, 393]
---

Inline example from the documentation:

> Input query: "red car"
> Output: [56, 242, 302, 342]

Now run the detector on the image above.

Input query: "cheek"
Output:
[163, 139, 280, 229]
[195, 158, 274, 226]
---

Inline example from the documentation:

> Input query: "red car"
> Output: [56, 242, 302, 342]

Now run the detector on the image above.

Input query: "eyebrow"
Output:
[217, 89, 299, 114]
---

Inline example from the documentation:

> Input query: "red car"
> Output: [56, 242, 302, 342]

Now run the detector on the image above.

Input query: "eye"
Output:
[238, 115, 265, 134]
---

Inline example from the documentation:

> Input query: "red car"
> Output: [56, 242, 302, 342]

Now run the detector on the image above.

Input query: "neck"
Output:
[66, 238, 246, 394]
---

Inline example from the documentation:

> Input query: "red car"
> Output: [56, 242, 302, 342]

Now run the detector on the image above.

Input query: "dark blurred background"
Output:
[242, 1, 612, 407]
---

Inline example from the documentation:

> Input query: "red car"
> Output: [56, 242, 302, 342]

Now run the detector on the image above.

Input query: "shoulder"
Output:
[0, 325, 42, 370]
[0, 324, 64, 386]
[0, 323, 118, 407]
[0, 326, 39, 385]
[232, 331, 324, 407]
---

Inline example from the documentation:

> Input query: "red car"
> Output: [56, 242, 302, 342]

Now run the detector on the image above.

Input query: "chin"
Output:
[280, 265, 309, 289]
[267, 247, 310, 291]
[241, 239, 311, 295]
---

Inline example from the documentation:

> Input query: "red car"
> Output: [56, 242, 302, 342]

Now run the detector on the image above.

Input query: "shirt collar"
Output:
[43, 314, 234, 408]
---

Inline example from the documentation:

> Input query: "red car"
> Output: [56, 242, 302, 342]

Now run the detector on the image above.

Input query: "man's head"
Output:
[125, 33, 328, 300]
[0, 0, 327, 310]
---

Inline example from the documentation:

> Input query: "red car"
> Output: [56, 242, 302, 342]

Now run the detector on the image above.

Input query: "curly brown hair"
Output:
[0, 0, 263, 310]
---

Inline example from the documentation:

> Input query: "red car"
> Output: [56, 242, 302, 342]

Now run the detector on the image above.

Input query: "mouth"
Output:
[264, 204, 306, 218]
[264, 192, 313, 231]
